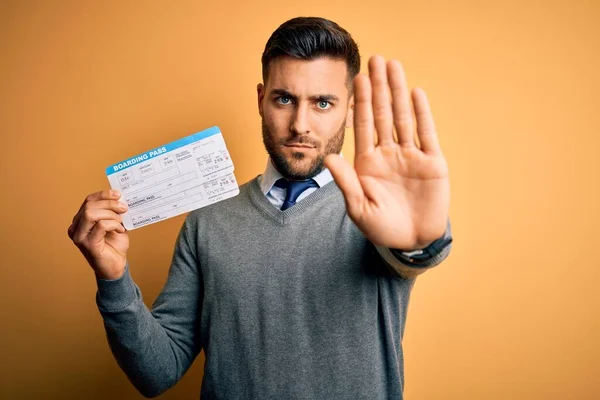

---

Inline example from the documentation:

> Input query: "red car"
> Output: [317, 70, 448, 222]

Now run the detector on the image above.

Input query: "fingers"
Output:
[387, 60, 415, 148]
[324, 154, 364, 218]
[353, 74, 375, 155]
[85, 189, 122, 203]
[359, 56, 439, 156]
[69, 190, 127, 242]
[412, 88, 442, 156]
[369, 56, 394, 146]
[87, 220, 126, 247]
[72, 189, 122, 224]
[70, 199, 127, 237]
[72, 208, 124, 246]
[76, 189, 122, 215]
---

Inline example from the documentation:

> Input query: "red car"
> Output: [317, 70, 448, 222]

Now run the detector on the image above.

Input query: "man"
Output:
[68, 17, 452, 399]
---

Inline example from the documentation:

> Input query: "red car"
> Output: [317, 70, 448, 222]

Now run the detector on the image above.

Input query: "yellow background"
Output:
[1, 0, 598, 399]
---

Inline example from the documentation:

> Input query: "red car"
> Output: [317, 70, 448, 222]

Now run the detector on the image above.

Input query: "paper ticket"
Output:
[106, 126, 239, 230]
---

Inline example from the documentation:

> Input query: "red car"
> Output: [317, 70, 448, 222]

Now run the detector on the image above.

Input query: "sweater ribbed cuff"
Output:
[96, 263, 138, 311]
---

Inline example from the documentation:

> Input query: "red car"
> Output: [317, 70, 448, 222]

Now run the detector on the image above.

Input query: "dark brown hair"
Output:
[261, 17, 361, 88]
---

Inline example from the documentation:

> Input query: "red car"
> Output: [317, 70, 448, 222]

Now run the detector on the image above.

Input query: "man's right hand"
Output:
[68, 190, 130, 280]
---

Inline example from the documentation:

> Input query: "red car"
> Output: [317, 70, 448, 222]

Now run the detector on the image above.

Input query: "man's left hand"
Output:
[325, 55, 450, 250]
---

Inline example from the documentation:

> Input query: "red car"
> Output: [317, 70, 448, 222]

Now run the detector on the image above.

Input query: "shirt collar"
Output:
[259, 156, 338, 195]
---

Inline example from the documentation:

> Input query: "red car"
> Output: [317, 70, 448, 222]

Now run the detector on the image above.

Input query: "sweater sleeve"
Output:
[95, 217, 202, 398]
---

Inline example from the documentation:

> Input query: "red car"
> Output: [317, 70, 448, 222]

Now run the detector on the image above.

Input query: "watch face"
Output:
[406, 237, 452, 262]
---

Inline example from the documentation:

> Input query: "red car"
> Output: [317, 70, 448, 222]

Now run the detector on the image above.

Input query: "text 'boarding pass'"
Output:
[106, 126, 239, 230]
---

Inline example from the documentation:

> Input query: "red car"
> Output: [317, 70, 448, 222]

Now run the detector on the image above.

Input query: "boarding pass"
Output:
[106, 126, 239, 230]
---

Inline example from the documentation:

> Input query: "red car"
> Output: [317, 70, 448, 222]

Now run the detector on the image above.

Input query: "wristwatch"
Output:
[391, 226, 453, 266]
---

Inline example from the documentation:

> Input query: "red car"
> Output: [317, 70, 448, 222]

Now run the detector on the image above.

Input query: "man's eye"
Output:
[317, 101, 331, 110]
[277, 97, 291, 105]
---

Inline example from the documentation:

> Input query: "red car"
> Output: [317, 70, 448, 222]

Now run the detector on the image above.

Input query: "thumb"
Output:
[324, 154, 365, 217]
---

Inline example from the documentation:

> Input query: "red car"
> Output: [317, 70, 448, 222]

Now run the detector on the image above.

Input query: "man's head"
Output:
[257, 17, 361, 180]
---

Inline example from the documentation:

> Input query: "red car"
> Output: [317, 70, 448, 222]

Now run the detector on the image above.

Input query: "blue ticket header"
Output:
[106, 126, 221, 176]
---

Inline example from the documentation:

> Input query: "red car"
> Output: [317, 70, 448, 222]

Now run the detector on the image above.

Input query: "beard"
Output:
[261, 119, 346, 180]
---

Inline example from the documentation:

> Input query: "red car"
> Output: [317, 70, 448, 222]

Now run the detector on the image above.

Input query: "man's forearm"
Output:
[96, 220, 203, 398]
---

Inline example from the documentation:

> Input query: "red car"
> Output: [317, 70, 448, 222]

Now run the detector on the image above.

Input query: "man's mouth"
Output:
[285, 143, 315, 149]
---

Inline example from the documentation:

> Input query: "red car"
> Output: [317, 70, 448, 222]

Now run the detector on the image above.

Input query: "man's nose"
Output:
[290, 103, 311, 135]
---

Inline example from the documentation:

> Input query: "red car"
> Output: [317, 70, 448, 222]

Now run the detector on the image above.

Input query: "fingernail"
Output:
[111, 190, 120, 197]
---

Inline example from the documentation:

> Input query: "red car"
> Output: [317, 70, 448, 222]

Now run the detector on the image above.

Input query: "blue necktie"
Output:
[274, 178, 319, 210]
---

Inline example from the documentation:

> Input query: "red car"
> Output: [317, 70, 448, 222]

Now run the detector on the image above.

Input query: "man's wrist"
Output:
[95, 268, 126, 281]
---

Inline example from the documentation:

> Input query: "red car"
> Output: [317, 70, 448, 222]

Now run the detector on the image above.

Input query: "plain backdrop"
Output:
[1, 0, 598, 399]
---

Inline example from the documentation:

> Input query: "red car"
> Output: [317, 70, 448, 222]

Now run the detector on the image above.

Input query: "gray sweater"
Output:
[96, 177, 448, 399]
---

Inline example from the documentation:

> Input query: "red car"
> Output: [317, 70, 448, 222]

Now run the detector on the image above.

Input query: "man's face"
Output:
[257, 56, 354, 180]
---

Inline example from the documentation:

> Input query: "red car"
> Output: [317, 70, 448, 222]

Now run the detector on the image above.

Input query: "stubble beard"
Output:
[261, 119, 346, 180]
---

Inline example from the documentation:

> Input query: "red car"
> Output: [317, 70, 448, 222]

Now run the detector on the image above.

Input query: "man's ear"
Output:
[345, 95, 354, 128]
[257, 83, 265, 118]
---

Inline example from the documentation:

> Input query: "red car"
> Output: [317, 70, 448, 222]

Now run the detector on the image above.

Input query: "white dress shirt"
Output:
[258, 158, 333, 208]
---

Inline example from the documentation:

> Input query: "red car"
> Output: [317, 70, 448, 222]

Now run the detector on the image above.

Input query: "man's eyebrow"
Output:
[269, 89, 340, 102]
[309, 94, 339, 102]
[270, 89, 297, 99]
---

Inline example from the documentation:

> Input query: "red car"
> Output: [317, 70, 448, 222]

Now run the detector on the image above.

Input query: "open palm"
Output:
[325, 56, 450, 250]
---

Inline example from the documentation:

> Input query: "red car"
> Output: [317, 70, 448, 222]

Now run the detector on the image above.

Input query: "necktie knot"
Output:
[274, 178, 319, 210]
